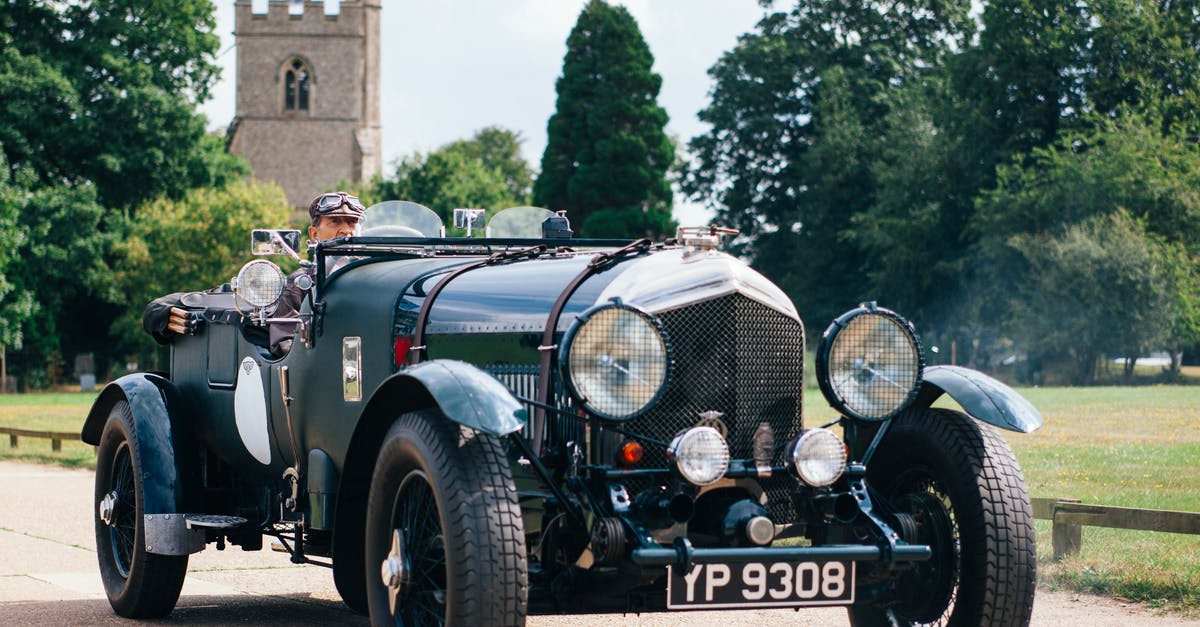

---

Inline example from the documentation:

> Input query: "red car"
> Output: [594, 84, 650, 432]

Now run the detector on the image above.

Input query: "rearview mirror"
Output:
[252, 229, 302, 256]
[453, 208, 487, 237]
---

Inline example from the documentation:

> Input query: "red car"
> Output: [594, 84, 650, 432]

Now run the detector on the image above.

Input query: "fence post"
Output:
[8, 434, 15, 448]
[1052, 498, 1083, 560]
[51, 438, 62, 452]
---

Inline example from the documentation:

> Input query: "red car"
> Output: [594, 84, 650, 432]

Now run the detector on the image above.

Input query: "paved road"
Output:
[2, 460, 1196, 626]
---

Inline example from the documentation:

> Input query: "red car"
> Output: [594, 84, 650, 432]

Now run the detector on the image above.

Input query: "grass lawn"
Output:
[3, 384, 1199, 611]
[0, 391, 96, 468]
[1002, 386, 1200, 612]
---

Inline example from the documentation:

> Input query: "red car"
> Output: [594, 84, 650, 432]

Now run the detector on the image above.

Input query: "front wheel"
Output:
[365, 410, 527, 626]
[94, 401, 188, 618]
[848, 408, 1036, 626]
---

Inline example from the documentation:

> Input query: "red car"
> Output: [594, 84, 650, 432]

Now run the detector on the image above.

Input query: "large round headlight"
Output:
[559, 301, 670, 421]
[790, 429, 847, 487]
[233, 259, 286, 309]
[816, 303, 922, 421]
[668, 426, 730, 486]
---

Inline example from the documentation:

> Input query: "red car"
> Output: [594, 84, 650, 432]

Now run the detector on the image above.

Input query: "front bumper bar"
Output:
[630, 539, 931, 569]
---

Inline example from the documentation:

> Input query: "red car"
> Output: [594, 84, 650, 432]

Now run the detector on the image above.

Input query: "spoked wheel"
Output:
[848, 408, 1036, 627]
[365, 410, 527, 626]
[94, 401, 188, 618]
[383, 471, 446, 623]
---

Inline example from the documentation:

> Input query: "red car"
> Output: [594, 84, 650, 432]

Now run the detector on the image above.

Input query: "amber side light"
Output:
[618, 441, 644, 466]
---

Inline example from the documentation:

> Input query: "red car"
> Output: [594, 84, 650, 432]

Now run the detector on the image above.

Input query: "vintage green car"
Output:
[82, 201, 1042, 625]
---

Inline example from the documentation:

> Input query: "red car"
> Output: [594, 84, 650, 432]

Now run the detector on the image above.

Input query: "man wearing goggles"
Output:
[144, 191, 365, 357]
[266, 192, 365, 354]
[308, 192, 365, 241]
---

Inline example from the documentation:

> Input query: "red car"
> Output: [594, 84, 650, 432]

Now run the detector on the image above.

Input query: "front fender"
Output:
[913, 365, 1043, 433]
[82, 373, 200, 515]
[382, 359, 526, 436]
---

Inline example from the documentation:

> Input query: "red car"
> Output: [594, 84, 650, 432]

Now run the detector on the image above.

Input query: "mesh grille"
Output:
[488, 364, 539, 440]
[627, 294, 805, 522]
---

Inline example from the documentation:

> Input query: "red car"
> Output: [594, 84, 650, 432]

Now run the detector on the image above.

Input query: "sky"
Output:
[199, 0, 772, 224]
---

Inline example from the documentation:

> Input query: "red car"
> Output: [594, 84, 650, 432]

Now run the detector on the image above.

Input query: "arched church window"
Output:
[284, 59, 310, 111]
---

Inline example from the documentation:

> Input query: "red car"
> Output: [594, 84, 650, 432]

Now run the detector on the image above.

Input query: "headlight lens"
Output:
[668, 426, 730, 486]
[560, 302, 670, 421]
[234, 259, 286, 308]
[790, 429, 847, 487]
[817, 303, 922, 421]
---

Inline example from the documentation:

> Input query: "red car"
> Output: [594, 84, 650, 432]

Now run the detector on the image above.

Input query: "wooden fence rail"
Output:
[1032, 497, 1200, 560]
[0, 426, 80, 452]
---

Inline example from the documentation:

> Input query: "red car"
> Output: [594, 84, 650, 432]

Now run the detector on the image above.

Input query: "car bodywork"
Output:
[84, 202, 1042, 625]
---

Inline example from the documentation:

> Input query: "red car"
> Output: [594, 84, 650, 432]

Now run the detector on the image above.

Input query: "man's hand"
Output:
[167, 307, 204, 336]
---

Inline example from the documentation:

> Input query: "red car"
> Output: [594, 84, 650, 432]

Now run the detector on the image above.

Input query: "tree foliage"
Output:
[683, 0, 972, 325]
[0, 168, 113, 388]
[1003, 212, 1173, 384]
[533, 0, 675, 237]
[0, 0, 234, 209]
[370, 126, 532, 225]
[971, 117, 1200, 378]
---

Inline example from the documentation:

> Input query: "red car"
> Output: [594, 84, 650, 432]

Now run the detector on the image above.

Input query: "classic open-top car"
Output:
[82, 201, 1042, 625]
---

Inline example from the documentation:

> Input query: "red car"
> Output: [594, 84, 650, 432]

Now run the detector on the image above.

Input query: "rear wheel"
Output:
[365, 410, 527, 626]
[94, 401, 188, 618]
[848, 408, 1036, 626]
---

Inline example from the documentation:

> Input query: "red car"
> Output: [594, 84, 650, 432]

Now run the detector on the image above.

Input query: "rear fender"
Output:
[83, 374, 203, 556]
[912, 365, 1043, 433]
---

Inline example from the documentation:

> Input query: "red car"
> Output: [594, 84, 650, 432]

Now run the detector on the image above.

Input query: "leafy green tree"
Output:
[533, 0, 675, 237]
[971, 116, 1200, 380]
[683, 0, 972, 326]
[0, 157, 33, 361]
[1003, 212, 1173, 384]
[366, 127, 533, 232]
[110, 181, 293, 363]
[974, 117, 1200, 249]
[0, 175, 113, 389]
[444, 126, 533, 204]
[0, 0, 233, 209]
[847, 78, 960, 323]
[1085, 0, 1200, 134]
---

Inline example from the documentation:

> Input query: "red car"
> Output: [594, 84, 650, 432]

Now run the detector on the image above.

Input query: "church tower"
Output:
[227, 0, 381, 207]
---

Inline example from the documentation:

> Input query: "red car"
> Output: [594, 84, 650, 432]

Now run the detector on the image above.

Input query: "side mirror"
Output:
[252, 229, 303, 257]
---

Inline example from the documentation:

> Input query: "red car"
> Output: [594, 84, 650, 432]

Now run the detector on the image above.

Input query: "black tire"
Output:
[365, 410, 527, 626]
[848, 408, 1036, 627]
[94, 401, 188, 618]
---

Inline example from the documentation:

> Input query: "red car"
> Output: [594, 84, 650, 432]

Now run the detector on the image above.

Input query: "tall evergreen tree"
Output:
[533, 0, 675, 238]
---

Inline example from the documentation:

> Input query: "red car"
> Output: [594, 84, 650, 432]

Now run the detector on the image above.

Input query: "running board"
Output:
[144, 513, 249, 556]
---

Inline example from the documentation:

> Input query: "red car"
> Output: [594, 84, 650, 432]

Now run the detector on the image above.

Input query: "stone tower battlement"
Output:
[228, 0, 381, 207]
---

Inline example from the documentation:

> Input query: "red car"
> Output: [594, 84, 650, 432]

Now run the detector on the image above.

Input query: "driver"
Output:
[268, 192, 364, 354]
[143, 191, 365, 357]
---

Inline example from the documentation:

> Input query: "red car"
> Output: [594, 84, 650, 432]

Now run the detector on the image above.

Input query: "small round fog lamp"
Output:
[790, 428, 848, 487]
[668, 426, 730, 486]
[234, 259, 286, 308]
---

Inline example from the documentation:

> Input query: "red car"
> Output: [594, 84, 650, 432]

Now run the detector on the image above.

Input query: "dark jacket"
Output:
[268, 266, 313, 356]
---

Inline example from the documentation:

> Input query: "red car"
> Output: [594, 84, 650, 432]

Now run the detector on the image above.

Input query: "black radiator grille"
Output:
[628, 294, 805, 522]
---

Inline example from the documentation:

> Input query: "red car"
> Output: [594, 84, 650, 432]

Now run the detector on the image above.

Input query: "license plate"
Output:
[666, 560, 855, 609]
